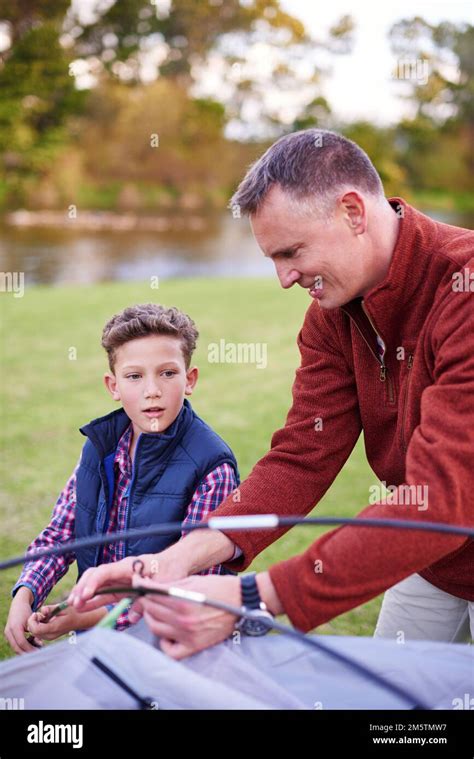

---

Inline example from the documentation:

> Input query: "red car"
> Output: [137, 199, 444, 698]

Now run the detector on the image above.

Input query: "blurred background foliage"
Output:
[0, 0, 472, 213]
[0, 1, 472, 656]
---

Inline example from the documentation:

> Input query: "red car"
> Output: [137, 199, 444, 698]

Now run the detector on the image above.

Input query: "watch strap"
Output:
[240, 572, 263, 610]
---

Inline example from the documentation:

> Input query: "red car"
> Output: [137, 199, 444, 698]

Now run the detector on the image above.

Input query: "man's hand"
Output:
[4, 587, 41, 655]
[131, 574, 242, 660]
[26, 604, 107, 641]
[68, 529, 239, 614]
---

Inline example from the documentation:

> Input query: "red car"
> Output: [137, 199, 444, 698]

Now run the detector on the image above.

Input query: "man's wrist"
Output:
[144, 545, 193, 579]
[255, 571, 284, 616]
[188, 529, 236, 575]
[158, 529, 236, 577]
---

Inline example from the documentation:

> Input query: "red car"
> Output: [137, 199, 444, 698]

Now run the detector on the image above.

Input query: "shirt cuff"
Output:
[231, 543, 243, 560]
[11, 582, 38, 610]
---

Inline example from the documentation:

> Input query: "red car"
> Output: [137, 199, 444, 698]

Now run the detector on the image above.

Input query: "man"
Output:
[70, 129, 474, 659]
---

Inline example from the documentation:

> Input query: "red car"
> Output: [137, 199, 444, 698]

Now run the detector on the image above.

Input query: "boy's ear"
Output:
[104, 372, 121, 401]
[185, 366, 199, 396]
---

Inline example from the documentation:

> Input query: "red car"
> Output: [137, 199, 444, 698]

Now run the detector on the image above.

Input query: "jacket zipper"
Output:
[355, 302, 395, 403]
[400, 353, 414, 451]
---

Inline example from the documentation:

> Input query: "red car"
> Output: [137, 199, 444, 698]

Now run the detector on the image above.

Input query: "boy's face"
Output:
[104, 334, 198, 437]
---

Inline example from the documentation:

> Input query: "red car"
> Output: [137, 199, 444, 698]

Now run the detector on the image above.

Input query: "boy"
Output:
[5, 303, 239, 654]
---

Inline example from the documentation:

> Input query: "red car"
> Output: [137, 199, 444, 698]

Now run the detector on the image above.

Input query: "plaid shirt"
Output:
[13, 424, 237, 630]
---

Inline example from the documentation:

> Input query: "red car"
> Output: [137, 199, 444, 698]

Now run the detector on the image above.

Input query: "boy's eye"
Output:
[162, 370, 176, 377]
[126, 374, 141, 380]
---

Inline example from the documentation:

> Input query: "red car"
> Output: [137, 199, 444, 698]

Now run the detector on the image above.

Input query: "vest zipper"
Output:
[95, 462, 111, 567]
[124, 433, 142, 557]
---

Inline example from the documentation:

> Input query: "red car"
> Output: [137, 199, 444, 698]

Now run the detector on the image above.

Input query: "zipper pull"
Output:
[380, 365, 387, 382]
[407, 354, 414, 370]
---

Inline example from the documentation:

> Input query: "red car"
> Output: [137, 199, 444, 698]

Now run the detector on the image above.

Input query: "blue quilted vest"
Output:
[74, 399, 239, 578]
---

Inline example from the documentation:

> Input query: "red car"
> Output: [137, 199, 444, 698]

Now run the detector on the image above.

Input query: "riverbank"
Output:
[2, 190, 474, 232]
[3, 209, 210, 232]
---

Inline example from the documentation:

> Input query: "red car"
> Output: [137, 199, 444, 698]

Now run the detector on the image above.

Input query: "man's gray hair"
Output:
[230, 129, 384, 218]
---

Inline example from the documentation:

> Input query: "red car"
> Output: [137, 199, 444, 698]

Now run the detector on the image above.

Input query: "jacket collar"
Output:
[80, 398, 194, 460]
[340, 198, 440, 349]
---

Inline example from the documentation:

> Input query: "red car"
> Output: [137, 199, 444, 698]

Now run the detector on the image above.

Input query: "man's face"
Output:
[104, 334, 198, 437]
[250, 185, 373, 309]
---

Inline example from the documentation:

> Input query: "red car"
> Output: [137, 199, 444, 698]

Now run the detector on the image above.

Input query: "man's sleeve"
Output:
[269, 284, 474, 632]
[207, 301, 362, 570]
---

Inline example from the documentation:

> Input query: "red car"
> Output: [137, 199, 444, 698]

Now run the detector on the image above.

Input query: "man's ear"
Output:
[340, 191, 367, 234]
[104, 372, 121, 401]
[184, 366, 199, 396]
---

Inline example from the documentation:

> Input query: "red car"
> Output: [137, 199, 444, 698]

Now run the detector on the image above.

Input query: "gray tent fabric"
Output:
[0, 621, 472, 710]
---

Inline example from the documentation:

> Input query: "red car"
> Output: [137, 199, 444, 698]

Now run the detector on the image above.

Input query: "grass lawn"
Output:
[0, 277, 380, 661]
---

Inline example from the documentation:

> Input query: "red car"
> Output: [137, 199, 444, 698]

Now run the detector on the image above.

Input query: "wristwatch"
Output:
[235, 572, 274, 636]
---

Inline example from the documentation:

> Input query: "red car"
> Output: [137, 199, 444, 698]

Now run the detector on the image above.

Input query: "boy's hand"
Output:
[69, 550, 189, 612]
[26, 604, 107, 641]
[68, 556, 144, 611]
[4, 588, 42, 655]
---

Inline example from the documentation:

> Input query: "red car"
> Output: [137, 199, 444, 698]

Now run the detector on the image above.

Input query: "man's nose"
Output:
[276, 264, 300, 289]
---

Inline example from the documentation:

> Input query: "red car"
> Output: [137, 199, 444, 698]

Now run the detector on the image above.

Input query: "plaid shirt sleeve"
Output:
[11, 462, 79, 611]
[112, 463, 239, 631]
[182, 462, 238, 576]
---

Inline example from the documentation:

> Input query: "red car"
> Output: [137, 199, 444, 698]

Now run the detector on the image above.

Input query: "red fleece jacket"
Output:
[210, 198, 474, 632]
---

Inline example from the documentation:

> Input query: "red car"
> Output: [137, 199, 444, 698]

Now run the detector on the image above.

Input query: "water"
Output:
[0, 209, 472, 286]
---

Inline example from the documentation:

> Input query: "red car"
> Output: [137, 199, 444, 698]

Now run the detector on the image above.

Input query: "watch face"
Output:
[241, 615, 272, 636]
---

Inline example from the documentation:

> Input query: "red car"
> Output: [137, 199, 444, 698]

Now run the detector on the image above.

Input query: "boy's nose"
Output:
[144, 386, 162, 398]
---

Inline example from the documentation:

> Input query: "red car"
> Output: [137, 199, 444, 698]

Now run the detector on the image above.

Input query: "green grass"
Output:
[0, 278, 380, 661]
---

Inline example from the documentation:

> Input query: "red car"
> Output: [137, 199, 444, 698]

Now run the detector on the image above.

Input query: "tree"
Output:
[66, 0, 307, 82]
[0, 1, 355, 207]
[0, 1, 83, 199]
[389, 17, 474, 177]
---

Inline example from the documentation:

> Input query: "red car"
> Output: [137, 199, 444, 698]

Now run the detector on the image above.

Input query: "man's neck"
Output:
[361, 201, 401, 297]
